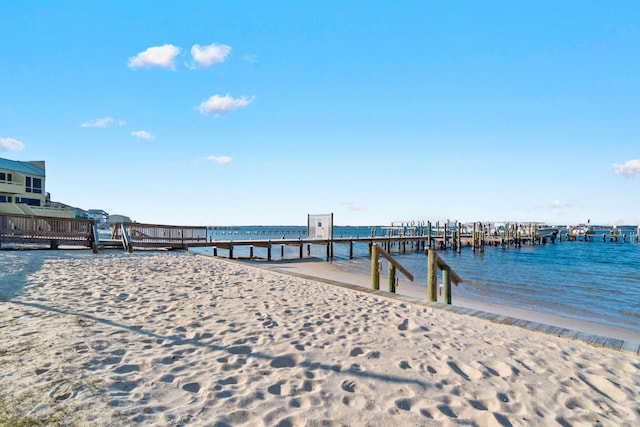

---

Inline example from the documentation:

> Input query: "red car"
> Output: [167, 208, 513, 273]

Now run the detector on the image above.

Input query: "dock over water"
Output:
[2, 214, 639, 256]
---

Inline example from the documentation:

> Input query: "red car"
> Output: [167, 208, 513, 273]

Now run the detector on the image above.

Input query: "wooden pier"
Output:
[2, 214, 638, 256]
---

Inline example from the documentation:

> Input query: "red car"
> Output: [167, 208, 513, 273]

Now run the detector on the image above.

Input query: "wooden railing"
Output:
[111, 222, 208, 251]
[0, 213, 94, 249]
[369, 245, 463, 304]
[426, 249, 463, 304]
[370, 244, 414, 292]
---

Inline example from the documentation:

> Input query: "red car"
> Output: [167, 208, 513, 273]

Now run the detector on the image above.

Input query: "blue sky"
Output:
[1, 1, 639, 226]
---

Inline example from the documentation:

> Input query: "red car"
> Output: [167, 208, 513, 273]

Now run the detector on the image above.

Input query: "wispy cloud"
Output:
[198, 94, 254, 116]
[342, 201, 366, 211]
[202, 155, 232, 165]
[80, 117, 126, 128]
[242, 53, 258, 63]
[127, 44, 181, 70]
[549, 200, 574, 209]
[0, 137, 25, 151]
[189, 43, 231, 68]
[131, 130, 155, 140]
[611, 159, 640, 177]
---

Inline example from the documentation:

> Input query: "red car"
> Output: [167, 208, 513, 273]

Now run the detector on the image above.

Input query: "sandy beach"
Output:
[1, 250, 639, 426]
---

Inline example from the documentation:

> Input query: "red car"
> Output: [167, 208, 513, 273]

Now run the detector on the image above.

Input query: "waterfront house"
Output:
[0, 157, 74, 218]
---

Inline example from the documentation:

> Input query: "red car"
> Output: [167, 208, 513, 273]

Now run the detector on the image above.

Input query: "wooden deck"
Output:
[0, 213, 95, 249]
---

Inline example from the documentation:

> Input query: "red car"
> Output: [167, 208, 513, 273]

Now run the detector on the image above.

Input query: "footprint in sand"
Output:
[227, 345, 252, 355]
[349, 347, 364, 357]
[182, 382, 201, 393]
[268, 382, 283, 396]
[271, 353, 302, 368]
[341, 380, 356, 393]
[113, 364, 140, 375]
[399, 361, 411, 370]
[447, 360, 483, 381]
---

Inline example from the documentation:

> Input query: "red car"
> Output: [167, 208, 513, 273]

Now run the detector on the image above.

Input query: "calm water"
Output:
[199, 226, 640, 332]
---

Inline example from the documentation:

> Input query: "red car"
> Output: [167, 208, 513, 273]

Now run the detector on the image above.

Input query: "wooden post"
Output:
[427, 221, 432, 248]
[442, 267, 452, 304]
[371, 244, 380, 290]
[426, 249, 437, 302]
[249, 245, 254, 258]
[267, 241, 272, 261]
[388, 263, 396, 293]
[229, 242, 234, 259]
[443, 222, 447, 250]
[472, 222, 477, 252]
[457, 222, 462, 253]
[281, 244, 284, 259]
[91, 224, 99, 254]
[307, 243, 310, 256]
[213, 246, 218, 257]
[299, 239, 303, 258]
[349, 240, 353, 259]
[326, 240, 330, 261]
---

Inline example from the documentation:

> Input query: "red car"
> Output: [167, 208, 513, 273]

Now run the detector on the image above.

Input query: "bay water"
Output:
[200, 226, 640, 332]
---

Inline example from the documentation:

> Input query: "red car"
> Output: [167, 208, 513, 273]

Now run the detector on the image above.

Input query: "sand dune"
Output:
[1, 251, 638, 426]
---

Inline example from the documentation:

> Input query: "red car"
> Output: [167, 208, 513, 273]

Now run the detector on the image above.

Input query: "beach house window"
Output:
[25, 177, 42, 193]
[33, 177, 42, 194]
[0, 172, 12, 182]
[21, 197, 41, 206]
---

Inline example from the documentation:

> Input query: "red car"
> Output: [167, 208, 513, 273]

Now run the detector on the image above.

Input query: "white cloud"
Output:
[80, 117, 126, 128]
[611, 159, 640, 177]
[342, 202, 366, 211]
[0, 137, 25, 151]
[202, 155, 232, 165]
[198, 94, 254, 116]
[127, 44, 181, 70]
[131, 130, 155, 140]
[189, 43, 231, 68]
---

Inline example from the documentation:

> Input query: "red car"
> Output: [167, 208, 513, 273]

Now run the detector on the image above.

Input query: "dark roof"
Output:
[0, 158, 45, 176]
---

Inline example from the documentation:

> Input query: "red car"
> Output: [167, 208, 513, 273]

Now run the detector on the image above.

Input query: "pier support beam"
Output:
[427, 249, 437, 302]
[371, 244, 380, 290]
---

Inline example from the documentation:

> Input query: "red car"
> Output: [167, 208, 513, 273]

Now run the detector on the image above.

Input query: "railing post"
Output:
[442, 267, 452, 304]
[388, 263, 396, 293]
[371, 244, 380, 290]
[426, 249, 437, 302]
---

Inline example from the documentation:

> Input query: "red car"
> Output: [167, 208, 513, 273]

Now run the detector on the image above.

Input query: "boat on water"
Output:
[535, 226, 559, 239]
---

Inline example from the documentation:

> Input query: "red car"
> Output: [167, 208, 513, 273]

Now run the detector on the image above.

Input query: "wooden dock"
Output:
[2, 214, 638, 256]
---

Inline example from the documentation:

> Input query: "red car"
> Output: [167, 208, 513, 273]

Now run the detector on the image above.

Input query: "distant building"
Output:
[88, 209, 110, 225]
[109, 214, 132, 225]
[0, 157, 74, 218]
